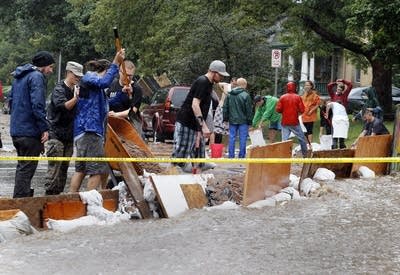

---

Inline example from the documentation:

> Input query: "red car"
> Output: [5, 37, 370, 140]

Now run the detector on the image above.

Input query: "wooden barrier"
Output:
[0, 190, 118, 229]
[242, 141, 292, 206]
[300, 149, 354, 180]
[105, 116, 152, 175]
[351, 134, 392, 176]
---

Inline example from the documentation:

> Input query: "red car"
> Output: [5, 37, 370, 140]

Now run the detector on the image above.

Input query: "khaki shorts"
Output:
[74, 133, 108, 175]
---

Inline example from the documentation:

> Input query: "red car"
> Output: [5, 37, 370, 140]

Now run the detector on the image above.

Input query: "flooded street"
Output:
[1, 114, 400, 274]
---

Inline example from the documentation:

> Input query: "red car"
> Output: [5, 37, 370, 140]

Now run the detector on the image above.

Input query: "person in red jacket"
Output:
[276, 81, 308, 157]
[327, 79, 352, 110]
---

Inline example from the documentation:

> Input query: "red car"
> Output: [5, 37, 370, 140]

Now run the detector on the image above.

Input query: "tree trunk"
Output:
[371, 60, 392, 118]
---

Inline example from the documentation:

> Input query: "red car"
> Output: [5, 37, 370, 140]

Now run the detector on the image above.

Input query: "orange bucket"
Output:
[210, 143, 224, 158]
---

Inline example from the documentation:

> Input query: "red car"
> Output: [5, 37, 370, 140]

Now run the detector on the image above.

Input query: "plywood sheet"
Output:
[105, 116, 154, 174]
[301, 149, 354, 180]
[242, 141, 292, 206]
[0, 190, 118, 229]
[151, 174, 213, 218]
[180, 184, 208, 209]
[351, 134, 392, 176]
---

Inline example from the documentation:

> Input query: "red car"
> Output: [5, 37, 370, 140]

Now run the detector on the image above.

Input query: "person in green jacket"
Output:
[252, 95, 282, 143]
[223, 78, 253, 158]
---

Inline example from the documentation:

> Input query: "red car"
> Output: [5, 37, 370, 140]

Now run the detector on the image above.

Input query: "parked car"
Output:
[347, 86, 400, 114]
[141, 86, 190, 141]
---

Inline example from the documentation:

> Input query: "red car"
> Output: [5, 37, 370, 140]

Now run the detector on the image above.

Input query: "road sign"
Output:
[271, 49, 282, 68]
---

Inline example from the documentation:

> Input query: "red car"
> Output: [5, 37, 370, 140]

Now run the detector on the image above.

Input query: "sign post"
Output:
[271, 49, 282, 97]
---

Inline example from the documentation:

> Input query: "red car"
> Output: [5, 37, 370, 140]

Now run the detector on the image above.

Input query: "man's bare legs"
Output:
[69, 172, 107, 192]
[69, 171, 85, 192]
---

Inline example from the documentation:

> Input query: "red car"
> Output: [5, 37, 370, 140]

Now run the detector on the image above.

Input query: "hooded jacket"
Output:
[223, 87, 253, 125]
[363, 87, 380, 109]
[73, 63, 119, 139]
[276, 85, 305, 126]
[252, 95, 281, 127]
[9, 64, 49, 138]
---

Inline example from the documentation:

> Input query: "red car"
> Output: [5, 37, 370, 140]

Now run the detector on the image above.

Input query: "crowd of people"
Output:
[7, 49, 140, 198]
[5, 52, 390, 198]
[177, 61, 391, 168]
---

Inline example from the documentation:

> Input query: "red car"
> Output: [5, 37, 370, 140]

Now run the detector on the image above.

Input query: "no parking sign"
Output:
[271, 49, 282, 68]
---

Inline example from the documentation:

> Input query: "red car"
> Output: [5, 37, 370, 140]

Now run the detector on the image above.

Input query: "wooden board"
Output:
[118, 161, 152, 219]
[300, 149, 354, 179]
[242, 141, 292, 206]
[0, 190, 118, 229]
[105, 116, 153, 174]
[390, 106, 400, 172]
[151, 174, 213, 218]
[180, 184, 208, 209]
[0, 209, 20, 221]
[299, 149, 313, 185]
[351, 134, 392, 176]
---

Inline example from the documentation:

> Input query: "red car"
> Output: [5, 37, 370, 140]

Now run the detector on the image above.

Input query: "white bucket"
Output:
[319, 135, 333, 150]
[249, 129, 266, 146]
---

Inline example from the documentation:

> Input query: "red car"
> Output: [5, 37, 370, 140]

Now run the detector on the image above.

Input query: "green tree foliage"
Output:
[287, 0, 400, 114]
[80, 0, 280, 94]
[1, 0, 399, 109]
[0, 0, 97, 89]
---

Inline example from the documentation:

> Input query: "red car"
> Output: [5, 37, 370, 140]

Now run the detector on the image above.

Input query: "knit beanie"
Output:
[32, 51, 55, 67]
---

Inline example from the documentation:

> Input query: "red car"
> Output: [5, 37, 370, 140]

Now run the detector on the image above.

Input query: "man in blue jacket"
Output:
[9, 51, 55, 198]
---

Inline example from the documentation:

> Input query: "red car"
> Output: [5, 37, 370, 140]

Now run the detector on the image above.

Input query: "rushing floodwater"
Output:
[1, 172, 400, 274]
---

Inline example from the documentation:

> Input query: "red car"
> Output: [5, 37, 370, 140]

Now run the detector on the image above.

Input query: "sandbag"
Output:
[289, 174, 300, 190]
[280, 187, 301, 200]
[358, 166, 375, 178]
[313, 168, 335, 181]
[319, 135, 333, 150]
[247, 198, 276, 208]
[0, 211, 36, 242]
[301, 178, 321, 196]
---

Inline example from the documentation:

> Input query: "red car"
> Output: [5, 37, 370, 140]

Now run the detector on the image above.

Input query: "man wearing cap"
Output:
[252, 94, 282, 143]
[9, 50, 55, 197]
[172, 60, 229, 172]
[44, 61, 83, 195]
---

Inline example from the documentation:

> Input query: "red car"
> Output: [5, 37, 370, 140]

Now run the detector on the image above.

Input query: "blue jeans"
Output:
[228, 124, 249, 158]
[281, 125, 308, 157]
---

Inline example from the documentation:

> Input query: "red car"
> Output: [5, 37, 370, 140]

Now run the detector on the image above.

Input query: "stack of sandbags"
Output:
[0, 210, 36, 242]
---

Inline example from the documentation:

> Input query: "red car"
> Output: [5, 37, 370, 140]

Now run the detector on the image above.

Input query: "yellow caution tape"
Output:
[1, 156, 400, 164]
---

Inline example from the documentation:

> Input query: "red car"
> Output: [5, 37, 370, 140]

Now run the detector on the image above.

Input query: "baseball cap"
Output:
[66, 61, 84, 77]
[209, 60, 229, 77]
